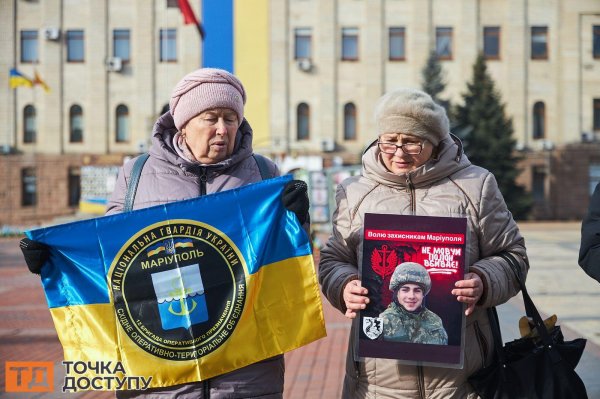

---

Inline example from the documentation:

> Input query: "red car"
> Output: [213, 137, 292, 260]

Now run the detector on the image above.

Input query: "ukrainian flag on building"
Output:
[27, 176, 326, 389]
[9, 68, 33, 88]
[202, 0, 270, 150]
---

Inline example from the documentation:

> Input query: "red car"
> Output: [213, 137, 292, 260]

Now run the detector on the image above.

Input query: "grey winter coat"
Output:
[319, 136, 528, 399]
[107, 112, 283, 399]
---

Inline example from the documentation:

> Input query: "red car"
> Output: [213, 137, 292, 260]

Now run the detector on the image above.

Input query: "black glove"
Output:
[20, 238, 50, 275]
[282, 180, 309, 225]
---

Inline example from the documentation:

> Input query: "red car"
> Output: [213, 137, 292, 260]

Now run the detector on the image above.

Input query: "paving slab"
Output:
[1, 221, 598, 398]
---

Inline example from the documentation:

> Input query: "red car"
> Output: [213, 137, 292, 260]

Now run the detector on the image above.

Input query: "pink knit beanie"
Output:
[169, 68, 247, 130]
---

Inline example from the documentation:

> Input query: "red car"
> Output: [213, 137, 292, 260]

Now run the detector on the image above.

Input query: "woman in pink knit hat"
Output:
[20, 68, 310, 399]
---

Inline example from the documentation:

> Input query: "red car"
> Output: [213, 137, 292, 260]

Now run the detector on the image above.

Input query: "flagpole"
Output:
[59, 0, 65, 155]
[198, 20, 205, 68]
[6, 0, 17, 226]
[197, 23, 205, 42]
[11, 0, 17, 153]
[32, 63, 38, 143]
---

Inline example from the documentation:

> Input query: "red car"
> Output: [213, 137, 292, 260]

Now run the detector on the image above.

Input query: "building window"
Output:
[532, 166, 546, 204]
[67, 30, 85, 62]
[113, 29, 131, 62]
[483, 26, 500, 60]
[294, 28, 312, 60]
[23, 105, 36, 143]
[160, 29, 177, 62]
[533, 102, 545, 139]
[344, 103, 357, 141]
[116, 104, 130, 142]
[69, 104, 84, 143]
[594, 98, 600, 131]
[68, 167, 81, 207]
[297, 103, 310, 141]
[21, 168, 37, 207]
[436, 27, 453, 60]
[594, 25, 600, 59]
[341, 28, 359, 61]
[531, 26, 548, 60]
[166, 0, 179, 7]
[20, 30, 38, 63]
[389, 27, 406, 61]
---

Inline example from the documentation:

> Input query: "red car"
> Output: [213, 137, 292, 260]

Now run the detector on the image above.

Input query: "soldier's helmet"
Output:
[389, 262, 431, 295]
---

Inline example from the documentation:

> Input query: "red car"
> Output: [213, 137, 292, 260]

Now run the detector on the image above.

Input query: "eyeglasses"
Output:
[377, 141, 424, 155]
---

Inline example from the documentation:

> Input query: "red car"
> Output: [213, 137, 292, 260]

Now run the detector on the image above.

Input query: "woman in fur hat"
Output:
[319, 88, 528, 398]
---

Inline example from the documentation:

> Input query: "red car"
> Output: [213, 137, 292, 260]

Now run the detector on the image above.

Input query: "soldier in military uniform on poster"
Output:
[378, 262, 448, 345]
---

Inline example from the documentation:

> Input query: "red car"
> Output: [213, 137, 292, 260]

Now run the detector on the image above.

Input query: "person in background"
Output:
[20, 67, 309, 399]
[318, 88, 528, 398]
[579, 182, 600, 283]
[379, 262, 448, 345]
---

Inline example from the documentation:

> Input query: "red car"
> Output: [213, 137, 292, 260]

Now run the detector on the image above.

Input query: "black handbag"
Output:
[468, 252, 588, 399]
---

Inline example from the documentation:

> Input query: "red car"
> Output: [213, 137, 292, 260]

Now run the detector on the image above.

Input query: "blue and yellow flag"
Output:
[202, 0, 270, 152]
[9, 68, 33, 89]
[27, 176, 326, 389]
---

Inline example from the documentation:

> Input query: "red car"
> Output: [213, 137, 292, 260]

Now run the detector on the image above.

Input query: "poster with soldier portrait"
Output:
[357, 213, 468, 368]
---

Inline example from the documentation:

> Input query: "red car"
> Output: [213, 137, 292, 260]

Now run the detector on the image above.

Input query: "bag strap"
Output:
[498, 253, 536, 318]
[124, 153, 150, 212]
[486, 306, 507, 366]
[252, 153, 270, 180]
[496, 252, 556, 350]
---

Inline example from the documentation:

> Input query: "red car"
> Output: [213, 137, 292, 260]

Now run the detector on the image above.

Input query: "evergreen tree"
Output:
[421, 50, 446, 106]
[453, 54, 531, 219]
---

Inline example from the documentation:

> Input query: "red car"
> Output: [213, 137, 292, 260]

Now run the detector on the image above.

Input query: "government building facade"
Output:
[1, 0, 599, 225]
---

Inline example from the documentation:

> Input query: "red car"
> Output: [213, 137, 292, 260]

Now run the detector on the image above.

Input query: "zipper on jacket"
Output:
[416, 365, 426, 399]
[406, 175, 416, 214]
[199, 167, 207, 196]
[203, 379, 210, 398]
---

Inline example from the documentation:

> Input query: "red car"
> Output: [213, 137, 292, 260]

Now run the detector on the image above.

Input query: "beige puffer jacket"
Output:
[319, 135, 528, 399]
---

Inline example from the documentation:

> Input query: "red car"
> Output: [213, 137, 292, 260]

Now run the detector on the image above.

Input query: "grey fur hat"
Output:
[374, 88, 450, 146]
